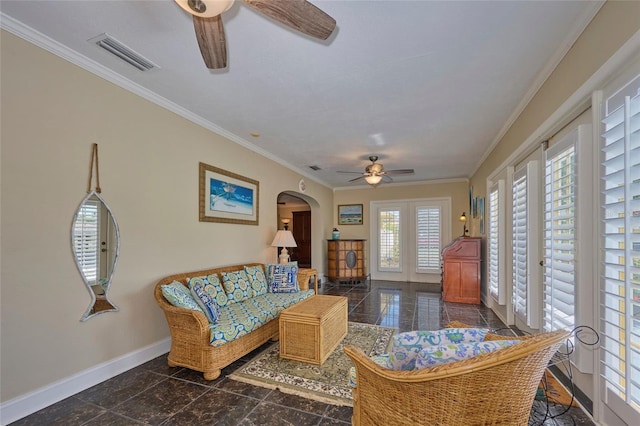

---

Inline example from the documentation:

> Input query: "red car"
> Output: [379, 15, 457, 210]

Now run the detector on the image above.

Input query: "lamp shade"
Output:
[271, 230, 297, 264]
[271, 230, 297, 248]
[459, 212, 467, 222]
[365, 174, 383, 185]
[175, 0, 234, 18]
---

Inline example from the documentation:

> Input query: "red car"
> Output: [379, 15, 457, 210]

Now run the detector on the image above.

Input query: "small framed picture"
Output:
[338, 204, 363, 225]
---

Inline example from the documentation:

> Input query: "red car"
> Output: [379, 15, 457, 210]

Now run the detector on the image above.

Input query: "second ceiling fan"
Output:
[175, 0, 337, 69]
[338, 156, 415, 187]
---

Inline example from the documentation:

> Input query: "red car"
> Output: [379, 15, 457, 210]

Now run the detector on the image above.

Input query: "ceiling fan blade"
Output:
[242, 0, 336, 40]
[193, 15, 227, 69]
[348, 176, 366, 182]
[337, 171, 364, 174]
[384, 169, 415, 175]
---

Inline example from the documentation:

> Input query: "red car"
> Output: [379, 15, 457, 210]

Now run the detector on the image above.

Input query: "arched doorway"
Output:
[277, 192, 311, 268]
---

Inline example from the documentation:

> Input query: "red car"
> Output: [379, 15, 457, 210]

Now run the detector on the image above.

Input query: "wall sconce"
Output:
[459, 212, 468, 237]
[281, 218, 291, 230]
[271, 229, 297, 263]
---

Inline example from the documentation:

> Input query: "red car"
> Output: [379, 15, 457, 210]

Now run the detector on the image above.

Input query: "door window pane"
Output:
[379, 209, 400, 270]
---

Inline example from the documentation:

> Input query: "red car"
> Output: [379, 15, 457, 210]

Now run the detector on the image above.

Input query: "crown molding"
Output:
[471, 0, 605, 177]
[0, 12, 332, 190]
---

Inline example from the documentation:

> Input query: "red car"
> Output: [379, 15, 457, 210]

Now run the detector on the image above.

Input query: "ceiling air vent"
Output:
[89, 33, 158, 71]
[309, 165, 322, 171]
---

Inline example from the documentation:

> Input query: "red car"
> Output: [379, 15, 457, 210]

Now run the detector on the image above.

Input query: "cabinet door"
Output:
[443, 261, 462, 302]
[459, 261, 480, 303]
[443, 260, 480, 304]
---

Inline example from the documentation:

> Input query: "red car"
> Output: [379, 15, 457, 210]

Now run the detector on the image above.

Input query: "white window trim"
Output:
[542, 124, 594, 375]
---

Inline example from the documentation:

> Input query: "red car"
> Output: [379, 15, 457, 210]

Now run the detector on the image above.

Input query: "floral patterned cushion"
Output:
[188, 278, 222, 324]
[266, 262, 300, 293]
[393, 328, 490, 348]
[389, 328, 491, 370]
[221, 270, 252, 304]
[208, 289, 315, 346]
[187, 274, 228, 308]
[160, 281, 202, 312]
[244, 265, 268, 297]
[413, 340, 521, 369]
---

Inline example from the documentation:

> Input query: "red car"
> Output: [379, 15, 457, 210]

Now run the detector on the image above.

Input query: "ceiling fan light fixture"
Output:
[175, 0, 234, 18]
[370, 163, 383, 173]
[365, 175, 383, 186]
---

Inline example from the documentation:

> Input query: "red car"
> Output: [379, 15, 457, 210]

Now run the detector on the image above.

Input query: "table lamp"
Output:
[271, 229, 297, 263]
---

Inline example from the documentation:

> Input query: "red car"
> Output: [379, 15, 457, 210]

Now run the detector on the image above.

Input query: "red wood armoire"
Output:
[441, 237, 482, 304]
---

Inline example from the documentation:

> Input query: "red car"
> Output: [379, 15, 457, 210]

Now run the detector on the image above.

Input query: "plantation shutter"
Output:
[512, 169, 528, 321]
[600, 72, 640, 422]
[512, 160, 541, 328]
[72, 198, 100, 284]
[488, 180, 505, 304]
[543, 137, 576, 332]
[416, 206, 441, 272]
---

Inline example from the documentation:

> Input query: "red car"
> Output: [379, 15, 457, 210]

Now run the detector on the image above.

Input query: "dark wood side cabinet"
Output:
[327, 239, 366, 283]
[441, 237, 481, 304]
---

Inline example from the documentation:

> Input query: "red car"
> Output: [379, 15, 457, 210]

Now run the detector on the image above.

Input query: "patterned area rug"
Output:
[228, 322, 396, 406]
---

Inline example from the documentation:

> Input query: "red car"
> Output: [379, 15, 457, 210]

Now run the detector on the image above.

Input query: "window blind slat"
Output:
[600, 75, 640, 417]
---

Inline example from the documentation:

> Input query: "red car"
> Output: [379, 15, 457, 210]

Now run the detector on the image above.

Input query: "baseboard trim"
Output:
[0, 338, 171, 425]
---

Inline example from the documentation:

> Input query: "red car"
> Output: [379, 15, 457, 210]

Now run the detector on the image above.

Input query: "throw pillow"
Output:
[393, 327, 490, 350]
[244, 265, 268, 297]
[389, 328, 491, 371]
[267, 262, 300, 293]
[160, 281, 203, 312]
[188, 278, 220, 324]
[413, 340, 521, 369]
[221, 270, 252, 304]
[187, 274, 228, 307]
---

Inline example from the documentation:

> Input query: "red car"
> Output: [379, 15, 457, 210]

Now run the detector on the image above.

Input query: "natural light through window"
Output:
[379, 209, 400, 270]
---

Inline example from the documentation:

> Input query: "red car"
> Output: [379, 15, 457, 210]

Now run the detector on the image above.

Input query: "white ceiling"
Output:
[0, 0, 602, 188]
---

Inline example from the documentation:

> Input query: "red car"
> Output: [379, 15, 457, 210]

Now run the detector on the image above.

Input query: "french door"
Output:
[370, 198, 450, 283]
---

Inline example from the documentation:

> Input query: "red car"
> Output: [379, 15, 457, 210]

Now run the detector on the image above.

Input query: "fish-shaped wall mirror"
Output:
[71, 144, 120, 321]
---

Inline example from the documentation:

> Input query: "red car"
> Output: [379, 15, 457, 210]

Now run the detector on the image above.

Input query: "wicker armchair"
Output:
[344, 325, 569, 425]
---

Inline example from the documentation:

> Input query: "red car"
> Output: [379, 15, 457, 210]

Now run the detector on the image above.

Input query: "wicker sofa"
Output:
[154, 263, 317, 380]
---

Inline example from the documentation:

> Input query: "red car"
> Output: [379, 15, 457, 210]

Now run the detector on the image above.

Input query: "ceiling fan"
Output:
[338, 156, 415, 186]
[175, 0, 336, 69]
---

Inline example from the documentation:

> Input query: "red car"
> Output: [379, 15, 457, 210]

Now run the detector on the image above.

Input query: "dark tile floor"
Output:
[11, 280, 594, 425]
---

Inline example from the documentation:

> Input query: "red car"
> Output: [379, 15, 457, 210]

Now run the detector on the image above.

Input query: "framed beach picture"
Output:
[199, 162, 259, 225]
[338, 204, 363, 225]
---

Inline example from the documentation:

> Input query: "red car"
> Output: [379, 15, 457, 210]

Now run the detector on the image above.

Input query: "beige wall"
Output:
[333, 180, 469, 272]
[0, 31, 333, 402]
[470, 0, 640, 196]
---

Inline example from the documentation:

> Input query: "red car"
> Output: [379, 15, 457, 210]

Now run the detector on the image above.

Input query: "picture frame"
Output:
[338, 204, 363, 225]
[199, 162, 259, 225]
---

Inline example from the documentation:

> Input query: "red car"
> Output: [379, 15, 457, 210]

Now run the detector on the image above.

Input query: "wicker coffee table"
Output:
[279, 295, 348, 365]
